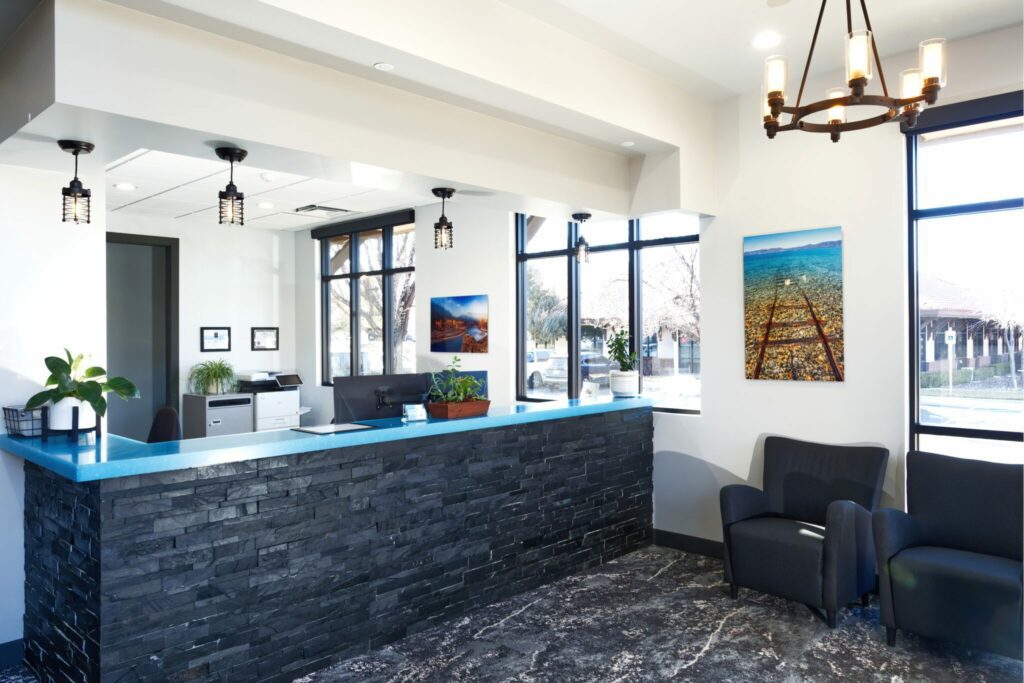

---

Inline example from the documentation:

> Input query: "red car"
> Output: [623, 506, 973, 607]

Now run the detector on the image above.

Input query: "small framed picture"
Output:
[251, 327, 280, 351]
[200, 327, 231, 352]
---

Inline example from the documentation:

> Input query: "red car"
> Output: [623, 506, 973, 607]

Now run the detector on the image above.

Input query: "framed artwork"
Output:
[743, 226, 845, 381]
[430, 295, 489, 353]
[251, 327, 280, 351]
[200, 327, 231, 352]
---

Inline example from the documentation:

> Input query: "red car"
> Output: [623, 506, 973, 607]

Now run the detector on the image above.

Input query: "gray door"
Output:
[106, 236, 178, 441]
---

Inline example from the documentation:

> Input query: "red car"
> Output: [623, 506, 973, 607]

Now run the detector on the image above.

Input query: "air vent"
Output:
[294, 204, 351, 214]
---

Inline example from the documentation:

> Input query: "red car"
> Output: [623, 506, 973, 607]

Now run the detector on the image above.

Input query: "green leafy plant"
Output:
[428, 356, 486, 403]
[607, 329, 638, 372]
[188, 360, 236, 395]
[25, 349, 139, 417]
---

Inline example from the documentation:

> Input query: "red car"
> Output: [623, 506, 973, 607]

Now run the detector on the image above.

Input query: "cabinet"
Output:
[182, 393, 254, 438]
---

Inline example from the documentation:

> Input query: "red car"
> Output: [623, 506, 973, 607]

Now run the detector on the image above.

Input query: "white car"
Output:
[525, 349, 553, 389]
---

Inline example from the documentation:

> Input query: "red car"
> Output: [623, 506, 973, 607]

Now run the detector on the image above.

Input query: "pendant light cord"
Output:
[859, 0, 889, 97]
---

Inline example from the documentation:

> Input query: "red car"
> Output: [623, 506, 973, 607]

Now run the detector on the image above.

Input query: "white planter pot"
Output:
[48, 397, 97, 431]
[609, 370, 640, 397]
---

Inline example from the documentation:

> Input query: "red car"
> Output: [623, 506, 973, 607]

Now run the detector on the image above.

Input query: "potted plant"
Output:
[607, 330, 640, 397]
[25, 350, 139, 430]
[188, 360, 236, 395]
[427, 356, 490, 419]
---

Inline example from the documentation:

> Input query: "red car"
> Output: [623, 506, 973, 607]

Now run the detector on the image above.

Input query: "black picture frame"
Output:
[251, 327, 280, 351]
[200, 327, 231, 352]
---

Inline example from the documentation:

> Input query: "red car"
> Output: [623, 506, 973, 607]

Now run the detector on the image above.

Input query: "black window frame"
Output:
[314, 209, 415, 386]
[515, 213, 700, 413]
[905, 90, 1024, 448]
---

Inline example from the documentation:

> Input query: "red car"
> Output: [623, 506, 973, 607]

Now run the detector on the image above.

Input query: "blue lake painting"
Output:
[430, 295, 489, 353]
[743, 226, 844, 381]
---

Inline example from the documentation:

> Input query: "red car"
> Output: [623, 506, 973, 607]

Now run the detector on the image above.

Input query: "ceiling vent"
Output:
[293, 204, 353, 219]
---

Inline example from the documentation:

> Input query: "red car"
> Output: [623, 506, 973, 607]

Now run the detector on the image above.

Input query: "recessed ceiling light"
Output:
[621, 141, 636, 148]
[373, 62, 395, 72]
[113, 182, 137, 191]
[257, 201, 275, 210]
[752, 30, 782, 50]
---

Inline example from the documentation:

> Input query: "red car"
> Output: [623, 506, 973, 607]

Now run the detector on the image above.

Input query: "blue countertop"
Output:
[0, 397, 652, 482]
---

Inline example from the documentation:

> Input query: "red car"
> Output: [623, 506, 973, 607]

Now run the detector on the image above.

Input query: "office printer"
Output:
[237, 372, 309, 431]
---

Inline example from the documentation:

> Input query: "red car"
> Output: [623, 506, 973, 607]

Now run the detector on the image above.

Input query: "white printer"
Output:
[237, 372, 308, 432]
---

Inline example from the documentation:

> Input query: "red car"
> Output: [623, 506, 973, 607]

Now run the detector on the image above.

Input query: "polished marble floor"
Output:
[2, 546, 1020, 682]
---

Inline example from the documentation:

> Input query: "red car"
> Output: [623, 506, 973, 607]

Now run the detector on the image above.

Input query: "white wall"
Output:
[0, 164, 107, 644]
[106, 213, 297, 397]
[652, 27, 1024, 542]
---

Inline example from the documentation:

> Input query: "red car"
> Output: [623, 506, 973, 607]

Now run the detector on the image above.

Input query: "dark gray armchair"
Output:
[720, 436, 889, 626]
[874, 451, 1022, 659]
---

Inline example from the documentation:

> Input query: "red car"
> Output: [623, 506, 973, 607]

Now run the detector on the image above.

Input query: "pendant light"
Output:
[216, 147, 248, 225]
[432, 188, 455, 249]
[572, 212, 591, 263]
[58, 140, 94, 224]
[761, 0, 945, 142]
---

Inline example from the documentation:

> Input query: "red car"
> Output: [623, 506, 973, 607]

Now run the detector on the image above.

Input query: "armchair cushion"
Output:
[889, 546, 1023, 659]
[729, 517, 825, 607]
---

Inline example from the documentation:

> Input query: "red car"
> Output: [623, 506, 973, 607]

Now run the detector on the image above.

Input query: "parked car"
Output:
[526, 349, 553, 389]
[543, 353, 612, 390]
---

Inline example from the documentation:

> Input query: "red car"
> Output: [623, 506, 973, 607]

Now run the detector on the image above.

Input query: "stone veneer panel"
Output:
[23, 407, 653, 682]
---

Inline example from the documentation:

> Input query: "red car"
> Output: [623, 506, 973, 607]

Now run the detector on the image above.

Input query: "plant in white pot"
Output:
[607, 330, 640, 397]
[25, 350, 140, 431]
[187, 360, 236, 395]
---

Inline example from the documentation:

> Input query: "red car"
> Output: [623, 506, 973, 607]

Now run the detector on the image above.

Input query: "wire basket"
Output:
[3, 405, 44, 437]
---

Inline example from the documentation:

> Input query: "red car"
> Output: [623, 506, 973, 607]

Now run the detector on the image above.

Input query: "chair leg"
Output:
[729, 583, 738, 599]
[826, 609, 837, 628]
[886, 627, 897, 646]
[860, 594, 870, 607]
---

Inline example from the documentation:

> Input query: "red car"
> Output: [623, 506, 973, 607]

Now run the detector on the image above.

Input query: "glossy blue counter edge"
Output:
[0, 397, 653, 482]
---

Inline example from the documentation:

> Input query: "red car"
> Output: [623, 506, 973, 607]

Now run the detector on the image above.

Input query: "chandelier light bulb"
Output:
[826, 88, 847, 124]
[764, 55, 788, 99]
[919, 38, 947, 87]
[900, 68, 924, 101]
[845, 30, 873, 83]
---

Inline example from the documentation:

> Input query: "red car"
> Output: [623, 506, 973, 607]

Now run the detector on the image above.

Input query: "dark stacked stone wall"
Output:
[24, 407, 653, 682]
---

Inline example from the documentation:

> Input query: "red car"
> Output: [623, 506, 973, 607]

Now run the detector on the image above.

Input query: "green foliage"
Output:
[24, 348, 139, 417]
[606, 330, 637, 372]
[188, 360, 236, 395]
[428, 356, 486, 404]
[525, 267, 567, 347]
[919, 362, 1014, 388]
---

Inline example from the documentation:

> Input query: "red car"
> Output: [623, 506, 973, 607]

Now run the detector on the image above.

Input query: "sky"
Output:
[434, 295, 489, 321]
[743, 226, 841, 253]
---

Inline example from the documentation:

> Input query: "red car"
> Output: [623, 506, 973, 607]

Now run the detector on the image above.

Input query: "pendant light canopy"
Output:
[572, 212, 591, 263]
[761, 0, 945, 142]
[432, 187, 455, 250]
[216, 147, 248, 225]
[58, 140, 94, 225]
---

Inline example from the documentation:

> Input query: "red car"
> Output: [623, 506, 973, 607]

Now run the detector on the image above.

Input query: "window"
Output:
[907, 92, 1023, 457]
[516, 213, 700, 411]
[315, 210, 416, 384]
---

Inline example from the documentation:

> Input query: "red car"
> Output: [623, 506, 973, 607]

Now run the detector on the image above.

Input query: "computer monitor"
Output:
[332, 373, 430, 423]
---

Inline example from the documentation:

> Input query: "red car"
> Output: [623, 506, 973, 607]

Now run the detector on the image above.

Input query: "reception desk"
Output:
[1, 398, 654, 682]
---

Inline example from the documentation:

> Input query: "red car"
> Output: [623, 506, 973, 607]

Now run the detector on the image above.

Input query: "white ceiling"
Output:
[106, 150, 429, 231]
[514, 0, 1024, 98]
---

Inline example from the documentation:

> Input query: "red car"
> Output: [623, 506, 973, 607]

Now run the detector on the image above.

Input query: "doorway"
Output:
[106, 233, 179, 441]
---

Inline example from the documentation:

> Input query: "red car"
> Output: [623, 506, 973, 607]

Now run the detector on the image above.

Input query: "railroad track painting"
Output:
[743, 227, 845, 382]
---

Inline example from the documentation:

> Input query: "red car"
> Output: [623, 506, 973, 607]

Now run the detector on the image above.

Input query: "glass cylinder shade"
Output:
[761, 85, 772, 121]
[764, 55, 788, 99]
[900, 68, 923, 101]
[919, 38, 947, 87]
[826, 88, 846, 124]
[846, 30, 873, 82]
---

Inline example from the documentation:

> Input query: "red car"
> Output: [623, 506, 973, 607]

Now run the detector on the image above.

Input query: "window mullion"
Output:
[567, 220, 581, 399]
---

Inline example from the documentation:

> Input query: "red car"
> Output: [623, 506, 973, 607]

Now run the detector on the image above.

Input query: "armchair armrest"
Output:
[872, 508, 923, 628]
[823, 499, 874, 612]
[720, 484, 770, 527]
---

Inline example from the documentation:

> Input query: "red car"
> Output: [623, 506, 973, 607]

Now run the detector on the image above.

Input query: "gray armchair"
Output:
[874, 451, 1023, 659]
[720, 436, 889, 626]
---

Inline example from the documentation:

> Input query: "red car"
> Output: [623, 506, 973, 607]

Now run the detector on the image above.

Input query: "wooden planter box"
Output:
[427, 400, 491, 420]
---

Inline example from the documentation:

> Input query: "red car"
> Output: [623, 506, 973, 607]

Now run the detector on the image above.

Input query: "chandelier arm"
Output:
[794, 0, 829, 111]
[859, 0, 889, 97]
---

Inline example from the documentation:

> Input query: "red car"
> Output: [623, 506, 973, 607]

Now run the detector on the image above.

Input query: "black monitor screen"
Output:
[275, 373, 303, 387]
[333, 373, 430, 423]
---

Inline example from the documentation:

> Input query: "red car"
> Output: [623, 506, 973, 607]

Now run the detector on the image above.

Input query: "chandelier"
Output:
[762, 0, 946, 142]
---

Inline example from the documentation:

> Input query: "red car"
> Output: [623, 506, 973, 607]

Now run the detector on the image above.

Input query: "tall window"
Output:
[907, 92, 1023, 459]
[516, 213, 700, 412]
[315, 210, 416, 384]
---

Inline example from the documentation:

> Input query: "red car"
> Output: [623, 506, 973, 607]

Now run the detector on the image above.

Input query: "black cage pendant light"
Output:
[432, 187, 455, 249]
[58, 140, 94, 224]
[216, 147, 248, 225]
[572, 212, 591, 263]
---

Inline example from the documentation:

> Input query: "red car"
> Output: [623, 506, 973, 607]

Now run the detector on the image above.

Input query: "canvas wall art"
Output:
[430, 295, 489, 353]
[743, 226, 845, 381]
